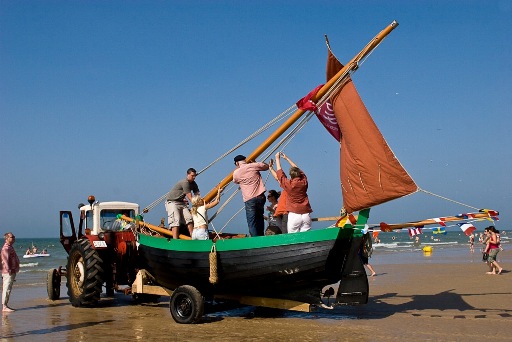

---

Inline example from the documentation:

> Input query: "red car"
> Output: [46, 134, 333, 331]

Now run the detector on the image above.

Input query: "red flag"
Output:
[315, 100, 341, 141]
[296, 85, 323, 111]
[296, 85, 341, 142]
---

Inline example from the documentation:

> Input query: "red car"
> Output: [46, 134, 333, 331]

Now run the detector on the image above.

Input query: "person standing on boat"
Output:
[233, 155, 269, 237]
[264, 189, 283, 235]
[271, 152, 312, 233]
[190, 187, 222, 240]
[165, 168, 200, 239]
[1, 232, 20, 312]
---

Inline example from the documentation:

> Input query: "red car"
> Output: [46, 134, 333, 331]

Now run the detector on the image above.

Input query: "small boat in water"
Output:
[23, 253, 51, 259]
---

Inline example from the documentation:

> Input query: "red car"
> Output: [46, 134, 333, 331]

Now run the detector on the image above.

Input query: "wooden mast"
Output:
[203, 20, 399, 203]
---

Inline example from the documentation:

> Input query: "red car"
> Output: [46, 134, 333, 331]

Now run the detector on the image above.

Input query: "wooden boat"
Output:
[131, 20, 499, 323]
[138, 211, 368, 304]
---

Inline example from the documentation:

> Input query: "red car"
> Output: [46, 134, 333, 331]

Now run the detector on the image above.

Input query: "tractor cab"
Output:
[59, 195, 139, 254]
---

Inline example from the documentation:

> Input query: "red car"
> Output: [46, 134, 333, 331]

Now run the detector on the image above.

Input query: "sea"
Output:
[13, 230, 509, 288]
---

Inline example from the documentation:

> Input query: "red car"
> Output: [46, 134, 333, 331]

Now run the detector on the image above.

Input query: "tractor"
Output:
[47, 195, 148, 306]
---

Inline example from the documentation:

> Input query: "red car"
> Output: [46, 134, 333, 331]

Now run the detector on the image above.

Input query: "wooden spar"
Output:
[202, 20, 399, 204]
[120, 215, 191, 240]
[379, 211, 498, 232]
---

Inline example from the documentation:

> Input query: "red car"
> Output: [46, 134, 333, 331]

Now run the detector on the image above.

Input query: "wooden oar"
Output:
[120, 215, 191, 240]
[379, 211, 499, 232]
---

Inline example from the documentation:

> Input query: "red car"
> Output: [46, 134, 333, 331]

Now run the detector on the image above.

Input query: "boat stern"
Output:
[335, 209, 369, 305]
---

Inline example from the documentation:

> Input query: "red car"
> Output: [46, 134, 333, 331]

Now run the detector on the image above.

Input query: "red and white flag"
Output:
[315, 100, 341, 141]
[433, 217, 446, 226]
[408, 227, 423, 237]
[296, 84, 341, 142]
[458, 223, 476, 236]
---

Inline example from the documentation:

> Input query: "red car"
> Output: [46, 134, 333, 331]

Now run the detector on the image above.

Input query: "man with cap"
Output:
[233, 155, 269, 236]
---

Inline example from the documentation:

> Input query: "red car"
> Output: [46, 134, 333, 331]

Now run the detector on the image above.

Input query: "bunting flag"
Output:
[457, 223, 476, 236]
[479, 209, 500, 222]
[433, 217, 446, 226]
[408, 227, 423, 237]
[432, 227, 447, 235]
[335, 213, 357, 228]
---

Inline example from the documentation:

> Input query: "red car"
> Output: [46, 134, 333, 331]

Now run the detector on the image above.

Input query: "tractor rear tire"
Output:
[66, 239, 104, 307]
[169, 285, 204, 324]
[47, 269, 61, 300]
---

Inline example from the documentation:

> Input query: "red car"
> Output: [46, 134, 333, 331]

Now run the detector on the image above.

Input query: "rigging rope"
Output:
[142, 104, 297, 213]
[418, 188, 480, 211]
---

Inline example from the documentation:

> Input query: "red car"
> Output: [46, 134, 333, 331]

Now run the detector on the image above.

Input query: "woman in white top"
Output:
[190, 187, 222, 240]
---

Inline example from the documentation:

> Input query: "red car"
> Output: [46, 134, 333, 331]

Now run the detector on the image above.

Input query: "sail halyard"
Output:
[203, 20, 400, 204]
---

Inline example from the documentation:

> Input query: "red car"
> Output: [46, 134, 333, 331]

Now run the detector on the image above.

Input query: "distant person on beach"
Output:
[360, 232, 376, 276]
[270, 152, 312, 233]
[190, 187, 222, 240]
[484, 226, 503, 275]
[165, 168, 200, 239]
[414, 236, 421, 246]
[263, 189, 283, 235]
[233, 155, 269, 237]
[1, 232, 20, 312]
[469, 234, 475, 253]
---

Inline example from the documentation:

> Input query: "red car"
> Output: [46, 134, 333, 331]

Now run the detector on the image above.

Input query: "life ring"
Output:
[422, 246, 433, 253]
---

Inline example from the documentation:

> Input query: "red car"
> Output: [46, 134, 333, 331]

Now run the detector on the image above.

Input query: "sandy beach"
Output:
[2, 249, 511, 342]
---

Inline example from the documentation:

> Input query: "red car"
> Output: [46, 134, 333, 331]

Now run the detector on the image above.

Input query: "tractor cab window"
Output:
[85, 211, 93, 231]
[101, 209, 135, 231]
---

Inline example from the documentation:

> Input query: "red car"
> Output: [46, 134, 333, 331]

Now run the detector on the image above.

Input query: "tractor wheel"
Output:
[66, 239, 104, 307]
[169, 285, 204, 324]
[47, 269, 61, 300]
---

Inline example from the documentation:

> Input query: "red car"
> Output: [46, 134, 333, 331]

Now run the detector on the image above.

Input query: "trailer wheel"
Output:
[47, 269, 61, 300]
[66, 239, 104, 307]
[169, 285, 204, 324]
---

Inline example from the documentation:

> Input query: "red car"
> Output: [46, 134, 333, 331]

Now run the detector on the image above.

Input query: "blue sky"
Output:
[1, 1, 510, 238]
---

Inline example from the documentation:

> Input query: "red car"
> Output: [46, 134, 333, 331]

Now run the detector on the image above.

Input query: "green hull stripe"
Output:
[139, 226, 357, 252]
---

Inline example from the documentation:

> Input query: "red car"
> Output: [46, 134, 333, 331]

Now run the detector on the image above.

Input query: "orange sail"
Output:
[327, 50, 418, 213]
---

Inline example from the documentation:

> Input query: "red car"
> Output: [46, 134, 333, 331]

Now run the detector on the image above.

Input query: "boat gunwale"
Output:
[138, 226, 360, 252]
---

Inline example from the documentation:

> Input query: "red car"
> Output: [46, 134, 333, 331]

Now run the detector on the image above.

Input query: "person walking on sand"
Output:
[233, 155, 269, 237]
[1, 232, 20, 312]
[165, 168, 200, 239]
[360, 232, 376, 276]
[484, 226, 503, 275]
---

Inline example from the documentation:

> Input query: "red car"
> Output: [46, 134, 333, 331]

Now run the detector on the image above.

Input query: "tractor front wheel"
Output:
[47, 269, 61, 300]
[66, 239, 104, 307]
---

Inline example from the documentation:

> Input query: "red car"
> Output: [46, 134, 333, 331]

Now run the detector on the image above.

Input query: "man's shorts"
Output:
[165, 201, 192, 227]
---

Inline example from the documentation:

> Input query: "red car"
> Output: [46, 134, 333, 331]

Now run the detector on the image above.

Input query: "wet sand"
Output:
[2, 250, 511, 341]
